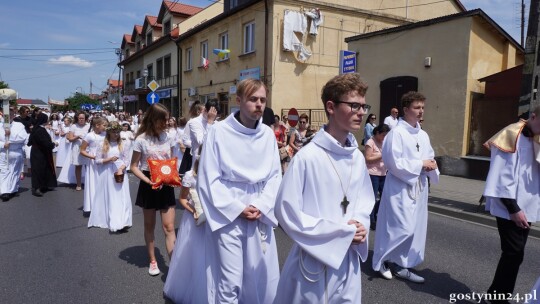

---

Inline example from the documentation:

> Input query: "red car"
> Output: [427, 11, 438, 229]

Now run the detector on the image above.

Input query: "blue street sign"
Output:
[146, 92, 160, 105]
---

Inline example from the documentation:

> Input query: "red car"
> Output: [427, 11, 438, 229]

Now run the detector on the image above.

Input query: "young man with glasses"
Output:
[372, 91, 438, 284]
[275, 73, 375, 302]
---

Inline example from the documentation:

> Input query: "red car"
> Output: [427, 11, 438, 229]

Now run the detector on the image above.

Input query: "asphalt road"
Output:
[1, 173, 539, 303]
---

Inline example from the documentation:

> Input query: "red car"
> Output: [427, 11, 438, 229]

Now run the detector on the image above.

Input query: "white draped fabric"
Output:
[274, 128, 375, 303]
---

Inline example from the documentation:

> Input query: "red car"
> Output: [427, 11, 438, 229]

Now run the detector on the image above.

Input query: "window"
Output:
[243, 22, 255, 54]
[230, 0, 238, 9]
[147, 64, 153, 79]
[219, 32, 229, 60]
[156, 58, 163, 80]
[164, 55, 171, 78]
[164, 20, 171, 35]
[136, 41, 142, 51]
[146, 32, 153, 46]
[186, 47, 193, 70]
[200, 40, 208, 66]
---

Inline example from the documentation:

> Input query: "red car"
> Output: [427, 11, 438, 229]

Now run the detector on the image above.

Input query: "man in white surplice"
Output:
[197, 78, 282, 304]
[372, 91, 439, 284]
[274, 73, 375, 303]
[482, 107, 540, 300]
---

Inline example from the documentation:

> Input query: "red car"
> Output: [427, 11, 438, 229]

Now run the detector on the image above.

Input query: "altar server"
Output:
[275, 73, 375, 303]
[483, 106, 540, 300]
[197, 78, 282, 304]
[372, 91, 439, 284]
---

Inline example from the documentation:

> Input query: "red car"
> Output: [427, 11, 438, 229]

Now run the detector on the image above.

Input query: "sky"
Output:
[0, 0, 526, 102]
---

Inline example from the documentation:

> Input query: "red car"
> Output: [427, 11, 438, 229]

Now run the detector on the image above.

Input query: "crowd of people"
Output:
[1, 72, 539, 303]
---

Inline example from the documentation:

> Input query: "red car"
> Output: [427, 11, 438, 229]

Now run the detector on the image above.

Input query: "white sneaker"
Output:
[394, 268, 424, 283]
[379, 262, 393, 280]
[148, 261, 160, 276]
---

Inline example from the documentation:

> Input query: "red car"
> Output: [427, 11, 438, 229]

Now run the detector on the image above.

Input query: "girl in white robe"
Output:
[79, 117, 108, 213]
[163, 160, 207, 303]
[90, 122, 132, 232]
[120, 123, 134, 168]
[55, 117, 72, 167]
[372, 92, 439, 283]
[0, 121, 29, 201]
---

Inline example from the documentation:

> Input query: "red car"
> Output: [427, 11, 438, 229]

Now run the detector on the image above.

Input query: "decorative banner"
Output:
[213, 48, 231, 59]
[48, 97, 67, 106]
[156, 89, 171, 99]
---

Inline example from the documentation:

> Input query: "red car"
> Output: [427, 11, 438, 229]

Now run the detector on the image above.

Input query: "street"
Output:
[1, 174, 539, 304]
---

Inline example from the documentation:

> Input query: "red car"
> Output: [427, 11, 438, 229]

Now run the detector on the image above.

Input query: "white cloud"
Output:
[48, 56, 95, 68]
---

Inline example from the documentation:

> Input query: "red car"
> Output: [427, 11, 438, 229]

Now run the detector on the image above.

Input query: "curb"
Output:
[428, 196, 540, 239]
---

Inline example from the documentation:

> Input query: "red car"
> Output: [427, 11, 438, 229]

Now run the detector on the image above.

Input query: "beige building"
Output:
[346, 9, 524, 166]
[175, 0, 464, 123]
[120, 1, 221, 117]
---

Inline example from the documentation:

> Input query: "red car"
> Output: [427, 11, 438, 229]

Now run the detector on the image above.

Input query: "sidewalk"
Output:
[428, 175, 540, 238]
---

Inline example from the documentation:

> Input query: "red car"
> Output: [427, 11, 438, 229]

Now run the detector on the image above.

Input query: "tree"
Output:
[0, 81, 9, 90]
[65, 93, 99, 111]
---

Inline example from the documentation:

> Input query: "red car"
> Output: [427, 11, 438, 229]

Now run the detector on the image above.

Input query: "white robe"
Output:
[163, 171, 207, 304]
[483, 133, 540, 222]
[197, 112, 282, 304]
[82, 132, 106, 213]
[55, 124, 70, 167]
[0, 122, 28, 194]
[372, 119, 439, 271]
[90, 142, 132, 231]
[274, 128, 375, 304]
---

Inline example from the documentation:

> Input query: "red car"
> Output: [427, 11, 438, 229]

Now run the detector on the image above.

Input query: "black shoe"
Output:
[1, 194, 10, 202]
[32, 189, 43, 197]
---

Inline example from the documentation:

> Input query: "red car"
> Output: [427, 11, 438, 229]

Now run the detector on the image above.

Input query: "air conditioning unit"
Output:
[135, 78, 144, 89]
[188, 87, 197, 96]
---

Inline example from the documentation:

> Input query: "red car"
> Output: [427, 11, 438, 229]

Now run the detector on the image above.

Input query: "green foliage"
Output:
[65, 93, 99, 110]
[0, 81, 9, 90]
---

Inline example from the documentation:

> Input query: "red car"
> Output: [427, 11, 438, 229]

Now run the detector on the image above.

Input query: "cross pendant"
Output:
[341, 196, 349, 214]
[416, 142, 420, 152]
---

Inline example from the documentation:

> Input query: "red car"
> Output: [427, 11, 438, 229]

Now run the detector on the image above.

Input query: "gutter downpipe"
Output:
[264, 0, 270, 106]
[177, 40, 183, 117]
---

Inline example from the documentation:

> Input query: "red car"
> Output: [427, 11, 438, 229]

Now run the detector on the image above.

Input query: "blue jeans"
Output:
[369, 175, 386, 226]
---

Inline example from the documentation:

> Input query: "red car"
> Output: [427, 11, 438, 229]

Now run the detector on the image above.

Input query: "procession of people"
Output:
[1, 72, 539, 303]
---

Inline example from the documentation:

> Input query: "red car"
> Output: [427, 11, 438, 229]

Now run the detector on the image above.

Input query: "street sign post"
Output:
[146, 92, 160, 105]
[288, 108, 299, 127]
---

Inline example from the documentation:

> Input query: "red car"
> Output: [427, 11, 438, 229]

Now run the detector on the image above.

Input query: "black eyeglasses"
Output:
[334, 101, 371, 113]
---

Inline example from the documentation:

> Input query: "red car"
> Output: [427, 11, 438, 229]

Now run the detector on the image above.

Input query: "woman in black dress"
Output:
[28, 113, 58, 197]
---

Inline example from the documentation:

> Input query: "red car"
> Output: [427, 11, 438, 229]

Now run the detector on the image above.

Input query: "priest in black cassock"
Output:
[28, 113, 57, 197]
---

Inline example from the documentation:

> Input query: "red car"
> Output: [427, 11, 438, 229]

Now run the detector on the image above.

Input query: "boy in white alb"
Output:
[372, 91, 439, 284]
[274, 73, 375, 303]
[197, 78, 282, 303]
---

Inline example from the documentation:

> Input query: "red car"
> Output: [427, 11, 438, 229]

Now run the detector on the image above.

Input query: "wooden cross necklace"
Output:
[325, 151, 353, 214]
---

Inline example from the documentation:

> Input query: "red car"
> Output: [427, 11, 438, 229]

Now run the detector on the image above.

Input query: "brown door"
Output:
[379, 76, 418, 121]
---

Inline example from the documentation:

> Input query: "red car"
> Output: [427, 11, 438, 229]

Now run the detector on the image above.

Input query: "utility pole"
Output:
[519, 0, 540, 117]
[522, 0, 526, 46]
[115, 48, 123, 113]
